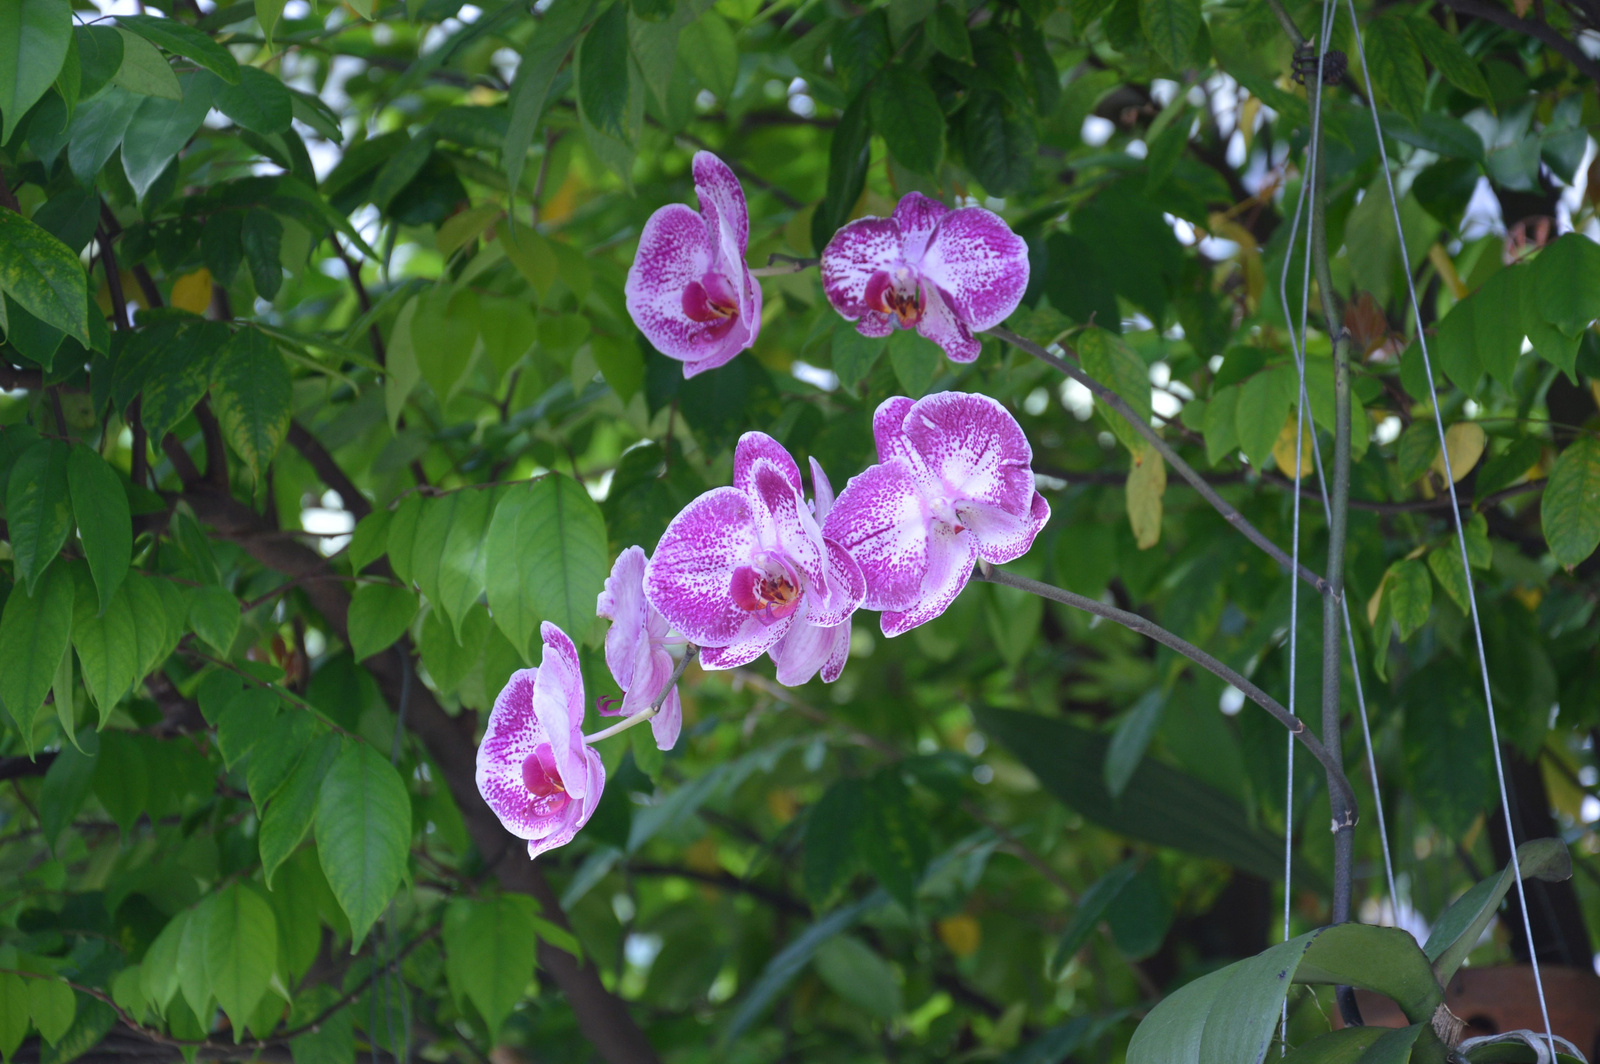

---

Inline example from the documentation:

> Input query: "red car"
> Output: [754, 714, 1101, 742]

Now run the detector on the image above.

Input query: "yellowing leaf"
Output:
[436, 205, 500, 261]
[1271, 415, 1313, 479]
[169, 267, 213, 314]
[1126, 451, 1166, 550]
[1430, 422, 1486, 483]
[937, 914, 982, 958]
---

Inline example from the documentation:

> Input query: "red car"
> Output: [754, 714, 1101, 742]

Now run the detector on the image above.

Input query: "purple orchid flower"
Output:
[766, 457, 857, 685]
[820, 192, 1029, 364]
[645, 433, 865, 681]
[475, 622, 606, 859]
[596, 545, 684, 750]
[823, 392, 1050, 637]
[625, 151, 763, 378]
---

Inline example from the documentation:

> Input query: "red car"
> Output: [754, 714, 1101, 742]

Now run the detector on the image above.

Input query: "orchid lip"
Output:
[864, 268, 924, 326]
[683, 273, 740, 323]
[731, 551, 804, 623]
[523, 744, 571, 817]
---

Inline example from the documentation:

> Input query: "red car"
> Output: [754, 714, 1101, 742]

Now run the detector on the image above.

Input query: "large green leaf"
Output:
[203, 883, 277, 1036]
[1423, 838, 1570, 981]
[117, 14, 241, 84]
[69, 572, 138, 720]
[812, 91, 871, 253]
[259, 731, 341, 888]
[7, 438, 72, 594]
[1079, 326, 1153, 457]
[210, 327, 291, 484]
[347, 583, 420, 661]
[1541, 437, 1600, 570]
[813, 935, 902, 1020]
[870, 64, 945, 174]
[0, 209, 88, 347]
[1406, 14, 1491, 100]
[0, 0, 72, 143]
[1533, 233, 1600, 338]
[1362, 16, 1426, 124]
[315, 740, 411, 949]
[1278, 1028, 1389, 1064]
[120, 71, 216, 198]
[436, 486, 498, 641]
[0, 559, 73, 740]
[804, 777, 865, 906]
[442, 894, 540, 1042]
[485, 474, 609, 662]
[65, 445, 131, 614]
[975, 707, 1323, 888]
[502, 0, 593, 192]
[1138, 0, 1200, 70]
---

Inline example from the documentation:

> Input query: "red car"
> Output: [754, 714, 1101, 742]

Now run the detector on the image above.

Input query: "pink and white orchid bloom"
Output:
[596, 545, 683, 750]
[766, 457, 856, 685]
[645, 433, 865, 680]
[625, 151, 762, 377]
[475, 622, 606, 859]
[821, 192, 1029, 364]
[823, 392, 1050, 637]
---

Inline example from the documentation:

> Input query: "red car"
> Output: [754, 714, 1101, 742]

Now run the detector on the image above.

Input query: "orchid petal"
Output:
[475, 669, 547, 838]
[823, 458, 929, 612]
[872, 395, 918, 464]
[919, 206, 1030, 332]
[902, 391, 1036, 514]
[821, 216, 901, 321]
[699, 617, 790, 670]
[597, 546, 650, 695]
[820, 621, 852, 683]
[534, 622, 588, 799]
[804, 538, 867, 628]
[916, 286, 982, 363]
[771, 613, 849, 686]
[651, 684, 683, 751]
[880, 526, 978, 636]
[527, 746, 607, 859]
[960, 493, 1050, 563]
[734, 431, 803, 498]
[692, 151, 750, 265]
[625, 204, 721, 361]
[680, 269, 762, 377]
[854, 311, 896, 339]
[809, 457, 836, 522]
[645, 487, 762, 647]
[891, 191, 948, 264]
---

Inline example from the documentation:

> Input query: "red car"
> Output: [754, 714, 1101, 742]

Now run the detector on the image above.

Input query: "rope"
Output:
[1339, 0, 1556, 1050]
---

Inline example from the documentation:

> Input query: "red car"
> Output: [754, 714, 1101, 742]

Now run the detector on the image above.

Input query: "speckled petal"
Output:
[651, 683, 683, 751]
[855, 311, 896, 338]
[770, 611, 847, 686]
[698, 616, 790, 670]
[880, 526, 978, 637]
[821, 216, 902, 321]
[809, 457, 836, 522]
[598, 546, 650, 694]
[916, 286, 982, 363]
[534, 622, 589, 800]
[645, 487, 762, 648]
[960, 492, 1050, 563]
[527, 746, 607, 860]
[626, 203, 723, 362]
[819, 620, 852, 683]
[680, 269, 761, 377]
[872, 395, 918, 464]
[902, 391, 1035, 514]
[805, 538, 866, 628]
[734, 432, 803, 498]
[919, 206, 1030, 332]
[823, 458, 930, 612]
[891, 192, 949, 264]
[693, 151, 750, 266]
[476, 668, 548, 838]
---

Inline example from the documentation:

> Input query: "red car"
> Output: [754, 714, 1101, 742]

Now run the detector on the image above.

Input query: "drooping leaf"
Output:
[213, 66, 294, 135]
[870, 64, 945, 175]
[66, 446, 131, 613]
[442, 894, 540, 1043]
[1541, 436, 1600, 570]
[210, 327, 291, 484]
[1362, 16, 1427, 125]
[485, 474, 609, 662]
[204, 883, 278, 1036]
[315, 741, 412, 950]
[116, 14, 240, 84]
[0, 209, 88, 347]
[812, 935, 902, 1020]
[1533, 233, 1600, 338]
[120, 72, 216, 198]
[187, 583, 241, 656]
[0, 0, 73, 143]
[7, 438, 73, 594]
[0, 558, 73, 742]
[69, 572, 138, 720]
[1138, 0, 1200, 70]
[260, 731, 341, 888]
[1423, 838, 1570, 982]
[502, 0, 593, 193]
[346, 584, 420, 661]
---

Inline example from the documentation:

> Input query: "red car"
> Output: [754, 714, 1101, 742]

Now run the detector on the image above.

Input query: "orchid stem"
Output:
[974, 562, 1359, 822]
[986, 325, 1332, 599]
[583, 645, 699, 746]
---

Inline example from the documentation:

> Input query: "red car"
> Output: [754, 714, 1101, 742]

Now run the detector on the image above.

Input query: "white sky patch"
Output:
[1126, 139, 1148, 159]
[791, 360, 838, 392]
[1374, 415, 1402, 446]
[1219, 686, 1245, 715]
[1023, 387, 1050, 416]
[1082, 115, 1115, 147]
[1058, 376, 1094, 421]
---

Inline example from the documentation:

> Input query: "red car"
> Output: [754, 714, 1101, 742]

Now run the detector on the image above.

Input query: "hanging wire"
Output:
[1338, 0, 1556, 1051]
[1273, 0, 1401, 931]
[1277, 1, 1338, 1048]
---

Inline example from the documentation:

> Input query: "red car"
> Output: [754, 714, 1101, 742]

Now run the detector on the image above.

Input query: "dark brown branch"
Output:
[1437, 0, 1600, 86]
[0, 364, 44, 390]
[0, 754, 57, 781]
[288, 421, 372, 520]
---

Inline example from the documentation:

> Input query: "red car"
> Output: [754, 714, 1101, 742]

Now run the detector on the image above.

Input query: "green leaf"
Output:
[1049, 859, 1137, 977]
[1395, 421, 1440, 484]
[813, 936, 902, 1020]
[0, 558, 72, 740]
[120, 72, 216, 198]
[1427, 545, 1472, 614]
[1104, 689, 1164, 798]
[38, 730, 96, 851]
[241, 208, 284, 300]
[411, 287, 480, 401]
[0, 0, 72, 143]
[812, 91, 872, 253]
[347, 509, 393, 575]
[214, 66, 293, 134]
[803, 777, 864, 906]
[140, 319, 228, 444]
[1363, 16, 1426, 125]
[260, 731, 341, 887]
[960, 89, 1035, 196]
[117, 14, 240, 84]
[211, 327, 291, 483]
[1235, 365, 1295, 470]
[1202, 384, 1239, 465]
[485, 474, 609, 662]
[1402, 661, 1492, 838]
[831, 318, 885, 391]
[256, 0, 287, 45]
[0, 210, 88, 347]
[858, 770, 931, 912]
[216, 687, 280, 769]
[928, 3, 973, 63]
[347, 584, 419, 661]
[65, 446, 131, 613]
[1406, 14, 1490, 100]
[204, 883, 277, 1036]
[1278, 1028, 1389, 1064]
[976, 706, 1322, 887]
[1541, 437, 1600, 569]
[870, 64, 946, 174]
[73, 25, 122, 102]
[1533, 233, 1600, 338]
[1385, 558, 1431, 641]
[577, 3, 633, 143]
[0, 971, 29, 1061]
[70, 574, 138, 720]
[437, 487, 498, 640]
[8, 439, 72, 594]
[502, 0, 592, 193]
[245, 710, 314, 811]
[1138, 0, 1200, 70]
[419, 604, 488, 694]
[1423, 838, 1569, 982]
[1436, 266, 1523, 393]
[1079, 326, 1152, 457]
[681, 11, 738, 99]
[177, 895, 215, 1018]
[26, 977, 75, 1047]
[442, 894, 539, 1043]
[188, 584, 241, 656]
[111, 27, 180, 99]
[140, 910, 188, 1015]
[888, 329, 942, 397]
[316, 740, 411, 950]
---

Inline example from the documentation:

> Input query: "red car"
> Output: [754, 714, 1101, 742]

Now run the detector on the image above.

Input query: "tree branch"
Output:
[288, 421, 373, 520]
[986, 326, 1331, 598]
[1437, 0, 1600, 86]
[974, 562, 1358, 822]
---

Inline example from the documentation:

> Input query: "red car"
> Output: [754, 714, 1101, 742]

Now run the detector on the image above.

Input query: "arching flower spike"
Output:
[645, 433, 865, 678]
[625, 151, 762, 377]
[824, 392, 1050, 637]
[597, 545, 683, 750]
[476, 622, 606, 859]
[821, 192, 1029, 363]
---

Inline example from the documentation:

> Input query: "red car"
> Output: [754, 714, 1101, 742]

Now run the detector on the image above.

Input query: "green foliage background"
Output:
[0, 0, 1598, 1060]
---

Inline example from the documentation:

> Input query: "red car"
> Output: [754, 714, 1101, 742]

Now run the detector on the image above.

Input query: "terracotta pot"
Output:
[1349, 965, 1600, 1060]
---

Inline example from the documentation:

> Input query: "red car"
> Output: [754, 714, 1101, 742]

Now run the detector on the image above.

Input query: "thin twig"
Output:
[585, 646, 698, 744]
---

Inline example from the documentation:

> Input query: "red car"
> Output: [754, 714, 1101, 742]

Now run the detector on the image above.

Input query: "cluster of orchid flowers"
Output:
[477, 153, 1044, 858]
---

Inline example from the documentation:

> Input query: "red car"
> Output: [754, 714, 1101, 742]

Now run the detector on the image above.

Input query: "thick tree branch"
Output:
[178, 483, 661, 1064]
[974, 562, 1359, 822]
[288, 421, 373, 520]
[987, 326, 1331, 598]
